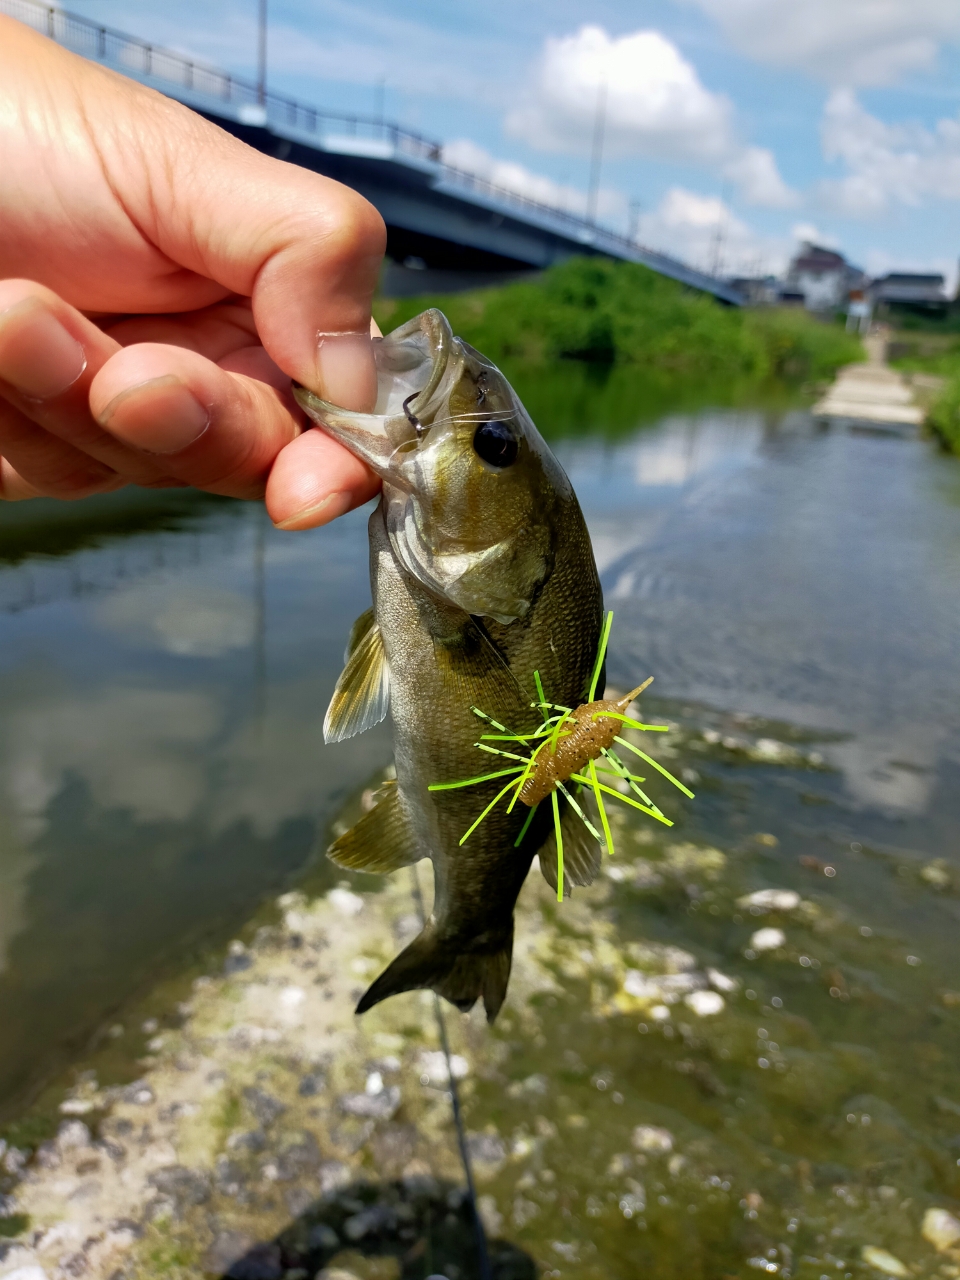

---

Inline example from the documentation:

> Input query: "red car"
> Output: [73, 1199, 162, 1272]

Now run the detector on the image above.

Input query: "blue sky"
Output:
[56, 0, 960, 285]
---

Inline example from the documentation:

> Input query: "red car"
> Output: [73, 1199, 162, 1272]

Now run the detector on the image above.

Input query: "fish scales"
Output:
[295, 309, 603, 1020]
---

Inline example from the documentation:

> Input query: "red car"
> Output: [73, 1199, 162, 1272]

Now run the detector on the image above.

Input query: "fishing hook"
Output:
[402, 392, 425, 442]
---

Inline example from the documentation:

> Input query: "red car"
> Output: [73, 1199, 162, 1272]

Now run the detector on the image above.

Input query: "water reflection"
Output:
[1, 401, 959, 1139]
[0, 496, 391, 1112]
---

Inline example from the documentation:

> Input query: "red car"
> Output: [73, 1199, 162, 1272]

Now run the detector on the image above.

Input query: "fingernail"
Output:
[273, 490, 352, 531]
[316, 331, 377, 412]
[97, 375, 210, 454]
[0, 299, 87, 399]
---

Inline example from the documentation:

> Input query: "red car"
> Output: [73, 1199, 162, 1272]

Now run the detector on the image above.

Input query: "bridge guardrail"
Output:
[3, 0, 740, 302]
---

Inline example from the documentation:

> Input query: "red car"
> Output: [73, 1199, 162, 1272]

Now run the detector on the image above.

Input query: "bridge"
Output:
[3, 0, 744, 306]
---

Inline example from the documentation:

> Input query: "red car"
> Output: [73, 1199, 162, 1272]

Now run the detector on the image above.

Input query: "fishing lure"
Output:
[429, 612, 695, 900]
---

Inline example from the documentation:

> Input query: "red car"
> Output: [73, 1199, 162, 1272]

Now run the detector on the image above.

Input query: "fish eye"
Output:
[473, 420, 519, 468]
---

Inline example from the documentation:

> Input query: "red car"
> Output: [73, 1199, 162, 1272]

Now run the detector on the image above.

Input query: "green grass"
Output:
[928, 370, 960, 453]
[374, 256, 862, 384]
[888, 332, 960, 454]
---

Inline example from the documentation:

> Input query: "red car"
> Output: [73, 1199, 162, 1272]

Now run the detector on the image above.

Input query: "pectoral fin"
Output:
[327, 783, 422, 874]
[324, 612, 391, 743]
[538, 800, 602, 897]
[431, 617, 528, 729]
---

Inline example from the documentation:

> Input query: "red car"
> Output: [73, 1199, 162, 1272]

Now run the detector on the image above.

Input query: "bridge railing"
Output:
[3, 0, 738, 298]
[1, 0, 442, 164]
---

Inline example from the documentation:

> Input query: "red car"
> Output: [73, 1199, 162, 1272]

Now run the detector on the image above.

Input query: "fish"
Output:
[294, 309, 604, 1022]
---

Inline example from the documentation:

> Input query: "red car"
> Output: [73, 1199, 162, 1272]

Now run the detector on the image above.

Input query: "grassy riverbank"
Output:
[374, 257, 862, 386]
[888, 333, 960, 453]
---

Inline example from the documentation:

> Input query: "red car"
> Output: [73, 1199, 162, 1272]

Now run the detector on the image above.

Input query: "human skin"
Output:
[0, 15, 385, 528]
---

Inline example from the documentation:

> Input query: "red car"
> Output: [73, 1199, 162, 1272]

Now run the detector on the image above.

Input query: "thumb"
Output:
[121, 90, 386, 408]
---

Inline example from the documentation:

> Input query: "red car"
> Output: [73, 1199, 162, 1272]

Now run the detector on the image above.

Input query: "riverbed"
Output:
[2, 394, 960, 1278]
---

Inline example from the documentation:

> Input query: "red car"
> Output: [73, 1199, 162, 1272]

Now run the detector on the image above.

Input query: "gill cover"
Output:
[294, 310, 570, 625]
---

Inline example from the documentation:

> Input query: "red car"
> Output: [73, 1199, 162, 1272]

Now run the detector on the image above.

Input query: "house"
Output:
[784, 242, 866, 312]
[869, 273, 949, 320]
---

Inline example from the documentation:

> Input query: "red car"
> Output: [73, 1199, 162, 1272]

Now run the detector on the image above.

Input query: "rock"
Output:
[467, 1134, 507, 1166]
[119, 1081, 154, 1106]
[738, 889, 801, 912]
[225, 1243, 283, 1280]
[227, 1129, 267, 1153]
[243, 1087, 287, 1127]
[318, 1161, 351, 1194]
[204, 1231, 254, 1275]
[276, 1133, 321, 1180]
[632, 1125, 673, 1154]
[327, 889, 364, 916]
[297, 1073, 325, 1097]
[4, 1268, 50, 1280]
[861, 1246, 909, 1277]
[706, 967, 739, 993]
[343, 1203, 396, 1241]
[417, 1051, 469, 1085]
[684, 990, 725, 1017]
[749, 928, 786, 952]
[147, 1164, 211, 1207]
[57, 1121, 91, 1151]
[922, 1207, 960, 1253]
[306, 1223, 340, 1251]
[284, 1187, 316, 1217]
[337, 1087, 400, 1119]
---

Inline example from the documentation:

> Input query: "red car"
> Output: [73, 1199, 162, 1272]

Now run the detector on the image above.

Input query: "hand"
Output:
[0, 16, 385, 528]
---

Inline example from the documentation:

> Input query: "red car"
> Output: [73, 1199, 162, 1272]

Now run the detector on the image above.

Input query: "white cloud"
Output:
[441, 138, 623, 219]
[507, 26, 733, 161]
[722, 146, 797, 209]
[819, 89, 960, 216]
[686, 0, 960, 86]
[506, 25, 794, 208]
[638, 187, 792, 276]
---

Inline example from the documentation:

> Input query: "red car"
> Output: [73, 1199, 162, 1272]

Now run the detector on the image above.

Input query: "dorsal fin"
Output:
[327, 783, 422, 874]
[324, 611, 391, 743]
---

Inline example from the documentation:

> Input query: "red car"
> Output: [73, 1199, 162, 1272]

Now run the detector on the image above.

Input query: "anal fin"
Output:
[538, 798, 602, 897]
[324, 610, 391, 743]
[328, 783, 421, 875]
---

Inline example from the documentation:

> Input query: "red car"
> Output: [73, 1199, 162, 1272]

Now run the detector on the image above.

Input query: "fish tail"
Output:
[355, 923, 513, 1023]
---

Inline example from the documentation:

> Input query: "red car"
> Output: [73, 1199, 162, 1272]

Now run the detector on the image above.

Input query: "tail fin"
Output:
[355, 922, 513, 1023]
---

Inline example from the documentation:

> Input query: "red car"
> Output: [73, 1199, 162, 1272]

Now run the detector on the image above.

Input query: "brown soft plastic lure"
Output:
[519, 681, 653, 806]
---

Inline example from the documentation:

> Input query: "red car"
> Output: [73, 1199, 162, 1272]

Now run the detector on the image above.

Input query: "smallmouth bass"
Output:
[295, 310, 603, 1021]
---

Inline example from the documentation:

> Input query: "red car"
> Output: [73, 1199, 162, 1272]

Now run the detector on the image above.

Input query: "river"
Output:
[2, 393, 960, 1277]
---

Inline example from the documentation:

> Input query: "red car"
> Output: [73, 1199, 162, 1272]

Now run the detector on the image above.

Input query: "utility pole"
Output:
[256, 0, 267, 106]
[586, 78, 607, 225]
[628, 199, 642, 243]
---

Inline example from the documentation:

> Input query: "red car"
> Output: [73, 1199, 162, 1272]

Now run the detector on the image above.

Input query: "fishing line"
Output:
[409, 865, 493, 1280]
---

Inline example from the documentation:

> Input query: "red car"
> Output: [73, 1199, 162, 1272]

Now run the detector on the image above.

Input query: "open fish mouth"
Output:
[293, 309, 456, 480]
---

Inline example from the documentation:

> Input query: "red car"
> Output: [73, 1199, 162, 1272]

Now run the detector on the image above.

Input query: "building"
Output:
[869, 273, 949, 320]
[784, 242, 866, 312]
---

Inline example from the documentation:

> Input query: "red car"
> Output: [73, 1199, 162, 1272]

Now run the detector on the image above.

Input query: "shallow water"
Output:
[2, 401, 960, 1277]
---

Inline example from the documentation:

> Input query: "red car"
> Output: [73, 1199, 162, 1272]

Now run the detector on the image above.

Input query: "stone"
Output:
[749, 928, 786, 952]
[225, 1245, 284, 1280]
[306, 1223, 340, 1251]
[57, 1121, 91, 1151]
[147, 1164, 211, 1207]
[738, 889, 801, 912]
[297, 1073, 325, 1098]
[922, 1207, 960, 1253]
[861, 1246, 909, 1277]
[632, 1125, 673, 1154]
[243, 1087, 287, 1127]
[684, 990, 725, 1017]
[337, 1087, 400, 1120]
